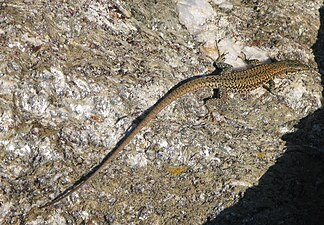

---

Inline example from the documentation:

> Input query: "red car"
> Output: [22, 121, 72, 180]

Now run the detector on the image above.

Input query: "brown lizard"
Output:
[40, 60, 308, 208]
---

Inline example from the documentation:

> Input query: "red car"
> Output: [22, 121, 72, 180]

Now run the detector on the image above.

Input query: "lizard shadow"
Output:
[204, 6, 324, 225]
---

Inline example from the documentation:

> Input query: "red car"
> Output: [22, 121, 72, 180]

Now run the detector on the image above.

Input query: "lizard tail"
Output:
[40, 75, 212, 208]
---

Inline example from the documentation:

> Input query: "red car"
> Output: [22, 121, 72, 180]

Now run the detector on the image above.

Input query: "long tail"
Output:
[40, 75, 212, 208]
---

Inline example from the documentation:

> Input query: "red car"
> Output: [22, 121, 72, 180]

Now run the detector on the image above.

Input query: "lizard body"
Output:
[41, 60, 308, 208]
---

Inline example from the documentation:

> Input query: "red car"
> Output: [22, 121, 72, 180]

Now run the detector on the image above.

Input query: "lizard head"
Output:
[281, 60, 310, 72]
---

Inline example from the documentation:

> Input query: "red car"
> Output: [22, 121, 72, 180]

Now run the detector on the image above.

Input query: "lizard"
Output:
[40, 59, 309, 208]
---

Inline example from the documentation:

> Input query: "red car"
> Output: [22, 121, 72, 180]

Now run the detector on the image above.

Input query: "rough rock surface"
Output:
[0, 1, 323, 224]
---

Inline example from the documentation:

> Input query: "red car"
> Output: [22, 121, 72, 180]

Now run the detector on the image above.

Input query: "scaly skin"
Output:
[40, 60, 308, 208]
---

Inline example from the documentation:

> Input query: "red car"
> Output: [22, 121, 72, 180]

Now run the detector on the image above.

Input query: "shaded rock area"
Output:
[0, 0, 323, 224]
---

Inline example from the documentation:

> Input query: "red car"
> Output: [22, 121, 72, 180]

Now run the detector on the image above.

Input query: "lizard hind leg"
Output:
[209, 40, 233, 75]
[203, 88, 220, 104]
[203, 88, 228, 105]
[239, 52, 265, 67]
[202, 88, 233, 125]
[199, 88, 228, 122]
[211, 50, 234, 75]
[211, 45, 233, 75]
